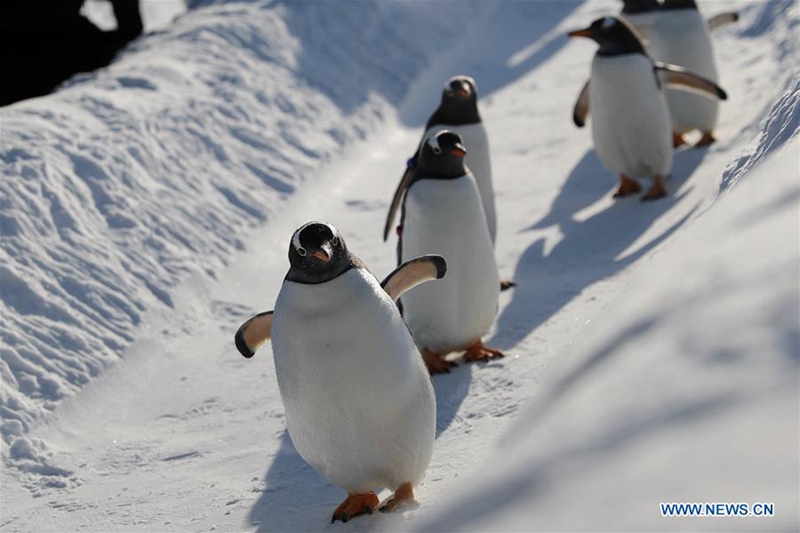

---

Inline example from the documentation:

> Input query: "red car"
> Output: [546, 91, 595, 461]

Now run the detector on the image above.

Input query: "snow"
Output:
[1, 0, 798, 531]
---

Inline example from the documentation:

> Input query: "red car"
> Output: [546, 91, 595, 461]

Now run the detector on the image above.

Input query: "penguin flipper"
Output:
[235, 311, 273, 358]
[654, 62, 728, 100]
[708, 12, 739, 31]
[380, 255, 447, 302]
[573, 80, 591, 128]
[383, 150, 419, 242]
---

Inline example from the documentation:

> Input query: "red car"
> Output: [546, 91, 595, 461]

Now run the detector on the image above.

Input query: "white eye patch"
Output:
[427, 135, 442, 155]
[291, 227, 304, 253]
[292, 222, 339, 255]
[602, 17, 615, 29]
[324, 222, 338, 239]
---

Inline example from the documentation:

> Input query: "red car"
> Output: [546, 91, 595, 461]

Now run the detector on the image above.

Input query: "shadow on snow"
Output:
[489, 146, 708, 352]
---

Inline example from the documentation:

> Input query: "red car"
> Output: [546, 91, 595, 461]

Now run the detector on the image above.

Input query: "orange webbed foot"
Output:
[463, 340, 505, 363]
[379, 482, 416, 514]
[613, 175, 642, 198]
[331, 492, 379, 523]
[422, 348, 457, 375]
[695, 131, 716, 147]
[641, 175, 668, 202]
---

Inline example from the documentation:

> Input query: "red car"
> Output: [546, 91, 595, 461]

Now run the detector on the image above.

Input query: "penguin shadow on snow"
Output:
[398, 2, 582, 126]
[489, 146, 707, 351]
[248, 431, 348, 532]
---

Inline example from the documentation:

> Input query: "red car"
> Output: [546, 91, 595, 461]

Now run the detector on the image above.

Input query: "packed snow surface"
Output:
[1, 0, 797, 531]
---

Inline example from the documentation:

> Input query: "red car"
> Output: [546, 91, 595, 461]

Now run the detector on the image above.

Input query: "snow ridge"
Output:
[719, 0, 799, 192]
[720, 75, 799, 192]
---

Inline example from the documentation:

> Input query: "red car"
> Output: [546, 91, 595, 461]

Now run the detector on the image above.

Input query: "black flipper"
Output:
[235, 310, 274, 358]
[654, 61, 728, 100]
[380, 255, 447, 302]
[573, 80, 591, 128]
[383, 150, 419, 242]
[708, 12, 739, 31]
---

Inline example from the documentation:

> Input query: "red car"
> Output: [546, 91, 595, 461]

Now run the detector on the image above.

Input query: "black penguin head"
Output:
[620, 0, 661, 14]
[661, 0, 698, 10]
[568, 16, 647, 57]
[417, 130, 468, 179]
[443, 75, 477, 104]
[427, 75, 481, 127]
[285, 222, 351, 284]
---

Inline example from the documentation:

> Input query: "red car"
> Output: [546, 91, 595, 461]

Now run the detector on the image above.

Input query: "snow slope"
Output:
[1, 0, 481, 459]
[2, 0, 798, 531]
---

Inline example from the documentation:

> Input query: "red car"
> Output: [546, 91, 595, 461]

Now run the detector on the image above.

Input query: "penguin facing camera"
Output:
[388, 130, 504, 374]
[384, 75, 515, 290]
[235, 222, 444, 523]
[569, 16, 728, 200]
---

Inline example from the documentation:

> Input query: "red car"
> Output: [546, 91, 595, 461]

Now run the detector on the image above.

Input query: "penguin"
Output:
[386, 75, 496, 245]
[235, 222, 444, 523]
[385, 76, 515, 290]
[648, 0, 725, 147]
[619, 0, 662, 45]
[569, 16, 728, 200]
[389, 130, 503, 374]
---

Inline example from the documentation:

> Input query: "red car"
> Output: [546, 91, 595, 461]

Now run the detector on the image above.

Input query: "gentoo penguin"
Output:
[619, 0, 662, 45]
[390, 130, 503, 374]
[235, 222, 444, 523]
[384, 76, 515, 290]
[569, 16, 727, 200]
[385, 75, 496, 245]
[648, 0, 725, 147]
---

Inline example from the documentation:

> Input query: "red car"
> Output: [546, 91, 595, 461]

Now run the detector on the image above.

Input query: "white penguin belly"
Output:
[400, 175, 500, 354]
[424, 123, 496, 244]
[271, 269, 435, 492]
[650, 10, 719, 132]
[590, 54, 673, 179]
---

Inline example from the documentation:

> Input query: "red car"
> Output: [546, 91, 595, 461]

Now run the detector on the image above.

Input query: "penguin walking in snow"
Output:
[648, 0, 729, 147]
[385, 75, 515, 289]
[235, 222, 443, 523]
[389, 130, 503, 374]
[407, 75, 496, 243]
[569, 16, 728, 200]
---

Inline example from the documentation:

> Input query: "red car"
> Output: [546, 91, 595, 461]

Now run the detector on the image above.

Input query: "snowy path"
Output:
[2, 1, 798, 531]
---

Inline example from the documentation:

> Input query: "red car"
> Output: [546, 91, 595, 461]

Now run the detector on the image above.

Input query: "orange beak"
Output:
[456, 89, 470, 98]
[311, 250, 330, 262]
[449, 146, 467, 158]
[568, 28, 593, 39]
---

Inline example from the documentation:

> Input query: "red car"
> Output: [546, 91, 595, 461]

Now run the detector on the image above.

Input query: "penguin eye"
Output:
[296, 246, 307, 257]
[331, 236, 339, 246]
